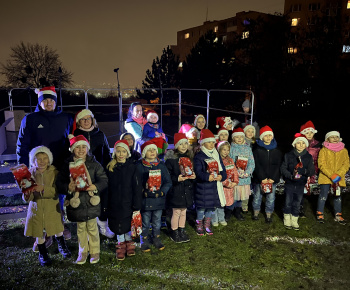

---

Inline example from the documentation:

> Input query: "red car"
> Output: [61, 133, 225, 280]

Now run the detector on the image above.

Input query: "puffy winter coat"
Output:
[106, 158, 143, 235]
[165, 150, 194, 209]
[74, 127, 111, 168]
[17, 104, 73, 169]
[230, 142, 255, 186]
[142, 122, 168, 142]
[193, 150, 227, 209]
[56, 155, 108, 222]
[221, 156, 239, 206]
[124, 120, 143, 141]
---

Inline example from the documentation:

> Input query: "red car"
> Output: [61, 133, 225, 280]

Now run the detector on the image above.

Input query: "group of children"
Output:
[22, 109, 349, 267]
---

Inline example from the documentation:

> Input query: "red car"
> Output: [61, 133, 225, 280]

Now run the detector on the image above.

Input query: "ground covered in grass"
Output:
[1, 192, 350, 289]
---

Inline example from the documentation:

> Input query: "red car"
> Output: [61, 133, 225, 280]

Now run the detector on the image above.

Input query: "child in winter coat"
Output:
[120, 132, 141, 163]
[230, 128, 255, 219]
[281, 133, 315, 230]
[136, 138, 172, 252]
[252, 126, 283, 223]
[142, 110, 168, 142]
[193, 129, 227, 235]
[24, 146, 71, 266]
[316, 131, 350, 225]
[215, 141, 239, 224]
[243, 124, 256, 147]
[165, 133, 195, 243]
[106, 140, 143, 260]
[216, 127, 230, 143]
[56, 135, 108, 264]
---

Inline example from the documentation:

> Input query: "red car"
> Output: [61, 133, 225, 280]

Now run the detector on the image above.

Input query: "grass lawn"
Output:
[1, 192, 350, 289]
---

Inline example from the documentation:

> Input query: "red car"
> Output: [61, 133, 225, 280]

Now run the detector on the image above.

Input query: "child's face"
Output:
[262, 134, 273, 145]
[243, 107, 250, 113]
[219, 132, 229, 141]
[233, 135, 245, 145]
[196, 117, 205, 130]
[225, 123, 233, 131]
[145, 148, 157, 160]
[245, 128, 255, 139]
[203, 141, 215, 150]
[220, 145, 230, 158]
[327, 136, 340, 144]
[115, 147, 128, 163]
[34, 153, 50, 170]
[304, 131, 315, 140]
[295, 141, 306, 153]
[177, 142, 188, 154]
[123, 134, 134, 148]
[73, 145, 88, 159]
[148, 115, 158, 123]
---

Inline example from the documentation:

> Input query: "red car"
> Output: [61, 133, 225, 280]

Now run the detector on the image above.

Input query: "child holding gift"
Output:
[229, 128, 255, 219]
[106, 140, 143, 261]
[142, 110, 168, 142]
[136, 138, 172, 252]
[56, 135, 108, 264]
[316, 131, 350, 225]
[22, 146, 71, 266]
[165, 133, 195, 243]
[193, 129, 227, 235]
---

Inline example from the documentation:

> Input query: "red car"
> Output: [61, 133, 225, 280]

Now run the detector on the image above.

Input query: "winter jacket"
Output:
[193, 150, 227, 209]
[74, 127, 111, 168]
[229, 142, 255, 186]
[305, 138, 322, 184]
[136, 159, 172, 211]
[165, 150, 194, 209]
[24, 165, 63, 237]
[124, 120, 143, 141]
[280, 149, 315, 186]
[318, 145, 350, 187]
[221, 156, 239, 206]
[16, 104, 73, 169]
[142, 122, 168, 142]
[252, 140, 283, 184]
[56, 155, 108, 222]
[106, 158, 143, 235]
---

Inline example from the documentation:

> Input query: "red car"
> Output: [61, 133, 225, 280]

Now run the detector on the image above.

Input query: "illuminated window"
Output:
[347, 1, 350, 9]
[291, 18, 300, 26]
[214, 37, 218, 43]
[178, 62, 183, 68]
[214, 26, 218, 32]
[184, 33, 189, 39]
[242, 31, 249, 39]
[288, 47, 298, 54]
[343, 45, 350, 53]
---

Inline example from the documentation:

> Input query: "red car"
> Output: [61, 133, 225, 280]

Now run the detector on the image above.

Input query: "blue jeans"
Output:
[141, 210, 162, 237]
[196, 208, 214, 220]
[252, 183, 276, 214]
[117, 232, 132, 243]
[226, 200, 242, 211]
[284, 184, 304, 217]
[212, 207, 225, 223]
[317, 184, 342, 214]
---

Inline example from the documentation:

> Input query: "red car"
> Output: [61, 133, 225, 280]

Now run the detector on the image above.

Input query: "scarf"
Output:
[147, 122, 159, 129]
[256, 138, 277, 150]
[323, 141, 345, 152]
[142, 157, 160, 168]
[200, 146, 226, 207]
[79, 126, 95, 132]
[132, 116, 148, 129]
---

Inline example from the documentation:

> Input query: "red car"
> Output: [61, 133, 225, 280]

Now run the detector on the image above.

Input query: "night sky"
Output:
[0, 0, 284, 89]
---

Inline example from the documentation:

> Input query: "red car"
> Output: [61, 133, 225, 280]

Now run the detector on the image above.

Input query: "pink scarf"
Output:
[323, 141, 345, 152]
[132, 116, 147, 129]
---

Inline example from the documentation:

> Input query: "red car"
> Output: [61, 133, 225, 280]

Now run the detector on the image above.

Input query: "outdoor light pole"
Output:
[58, 67, 63, 111]
[114, 68, 123, 135]
[157, 68, 163, 129]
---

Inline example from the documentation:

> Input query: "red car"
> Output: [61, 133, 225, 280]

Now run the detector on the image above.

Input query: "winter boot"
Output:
[203, 217, 213, 235]
[116, 242, 127, 260]
[55, 235, 71, 258]
[299, 205, 306, 218]
[33, 233, 53, 252]
[283, 213, 292, 229]
[252, 211, 259, 221]
[152, 235, 165, 250]
[195, 219, 205, 236]
[76, 252, 88, 264]
[169, 229, 182, 243]
[265, 213, 273, 224]
[224, 208, 233, 222]
[178, 227, 190, 243]
[291, 215, 300, 231]
[316, 211, 324, 223]
[97, 218, 115, 238]
[140, 235, 151, 252]
[126, 241, 136, 256]
[37, 243, 52, 266]
[233, 207, 245, 221]
[334, 213, 346, 225]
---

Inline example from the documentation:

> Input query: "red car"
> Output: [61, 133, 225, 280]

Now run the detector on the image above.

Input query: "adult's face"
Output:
[133, 105, 143, 119]
[79, 115, 93, 130]
[40, 98, 56, 111]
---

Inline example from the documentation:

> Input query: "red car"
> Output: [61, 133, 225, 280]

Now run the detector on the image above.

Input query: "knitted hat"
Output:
[292, 133, 309, 147]
[232, 127, 245, 138]
[325, 131, 342, 142]
[217, 140, 230, 151]
[29, 145, 53, 168]
[194, 114, 206, 127]
[259, 126, 274, 140]
[68, 134, 90, 152]
[199, 129, 216, 144]
[174, 133, 188, 149]
[35, 86, 57, 104]
[215, 116, 232, 129]
[112, 140, 131, 158]
[146, 110, 159, 123]
[242, 99, 251, 109]
[72, 109, 94, 133]
[243, 124, 256, 136]
[141, 139, 158, 158]
[217, 127, 229, 137]
[300, 121, 317, 135]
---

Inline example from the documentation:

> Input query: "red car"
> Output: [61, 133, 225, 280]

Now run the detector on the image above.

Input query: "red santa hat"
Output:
[243, 124, 256, 135]
[292, 133, 309, 147]
[217, 127, 229, 137]
[325, 131, 342, 142]
[199, 129, 216, 145]
[112, 140, 131, 158]
[178, 123, 193, 134]
[72, 109, 94, 133]
[259, 126, 274, 140]
[232, 127, 245, 138]
[146, 110, 159, 123]
[29, 145, 53, 168]
[300, 121, 317, 135]
[35, 86, 57, 104]
[174, 133, 188, 149]
[141, 139, 158, 158]
[216, 140, 230, 151]
[68, 134, 90, 152]
[216, 116, 233, 129]
[193, 114, 206, 127]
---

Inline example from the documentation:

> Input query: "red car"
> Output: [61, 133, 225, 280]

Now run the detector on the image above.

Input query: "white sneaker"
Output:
[219, 221, 228, 226]
[211, 221, 219, 227]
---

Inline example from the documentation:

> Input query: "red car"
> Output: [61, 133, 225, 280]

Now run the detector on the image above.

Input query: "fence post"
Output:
[8, 90, 13, 111]
[178, 89, 181, 130]
[206, 90, 210, 128]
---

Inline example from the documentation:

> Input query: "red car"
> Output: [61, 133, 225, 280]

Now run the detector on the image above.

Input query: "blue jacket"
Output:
[193, 151, 227, 209]
[230, 142, 255, 186]
[16, 104, 73, 169]
[142, 122, 168, 142]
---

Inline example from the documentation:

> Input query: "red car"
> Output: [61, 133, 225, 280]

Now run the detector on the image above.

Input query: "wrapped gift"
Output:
[294, 156, 303, 179]
[131, 211, 142, 238]
[205, 158, 219, 178]
[179, 157, 193, 177]
[331, 182, 341, 196]
[236, 156, 248, 171]
[146, 169, 161, 192]
[69, 158, 92, 191]
[10, 164, 37, 196]
[225, 164, 236, 182]
[304, 177, 311, 195]
[261, 182, 273, 194]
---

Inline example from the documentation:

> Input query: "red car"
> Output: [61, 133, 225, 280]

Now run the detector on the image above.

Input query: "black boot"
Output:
[233, 207, 245, 221]
[169, 229, 182, 243]
[224, 208, 233, 221]
[153, 235, 165, 250]
[56, 235, 71, 258]
[178, 227, 190, 243]
[38, 243, 52, 266]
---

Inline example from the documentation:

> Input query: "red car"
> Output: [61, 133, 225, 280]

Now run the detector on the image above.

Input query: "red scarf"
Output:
[142, 158, 160, 168]
[132, 116, 147, 129]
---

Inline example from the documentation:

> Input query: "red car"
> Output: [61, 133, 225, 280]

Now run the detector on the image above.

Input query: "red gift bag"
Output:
[236, 156, 248, 171]
[131, 211, 142, 238]
[69, 159, 92, 191]
[146, 169, 161, 192]
[179, 157, 193, 177]
[225, 164, 236, 182]
[205, 158, 219, 178]
[261, 182, 273, 194]
[10, 164, 37, 197]
[294, 156, 303, 179]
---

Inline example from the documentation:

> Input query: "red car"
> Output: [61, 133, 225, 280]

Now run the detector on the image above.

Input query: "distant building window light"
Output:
[288, 47, 298, 54]
[222, 35, 227, 43]
[343, 45, 350, 53]
[214, 26, 218, 32]
[291, 18, 300, 26]
[185, 33, 190, 39]
[214, 37, 218, 43]
[242, 31, 249, 39]
[178, 62, 183, 68]
[348, 1, 350, 9]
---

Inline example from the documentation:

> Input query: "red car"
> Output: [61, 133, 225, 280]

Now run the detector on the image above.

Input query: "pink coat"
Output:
[306, 138, 321, 184]
[221, 156, 239, 206]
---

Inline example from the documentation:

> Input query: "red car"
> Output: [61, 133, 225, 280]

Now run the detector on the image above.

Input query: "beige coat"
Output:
[24, 165, 63, 238]
[318, 146, 350, 187]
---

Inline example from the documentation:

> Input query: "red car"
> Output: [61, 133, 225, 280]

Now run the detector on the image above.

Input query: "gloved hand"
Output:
[331, 174, 341, 183]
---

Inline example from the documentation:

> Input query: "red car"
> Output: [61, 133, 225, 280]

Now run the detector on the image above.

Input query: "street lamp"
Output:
[113, 68, 123, 135]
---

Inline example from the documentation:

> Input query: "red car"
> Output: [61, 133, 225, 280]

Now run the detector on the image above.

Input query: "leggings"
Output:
[171, 208, 187, 230]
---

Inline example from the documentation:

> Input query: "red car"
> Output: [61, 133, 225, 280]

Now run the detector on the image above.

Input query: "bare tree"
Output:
[0, 42, 73, 88]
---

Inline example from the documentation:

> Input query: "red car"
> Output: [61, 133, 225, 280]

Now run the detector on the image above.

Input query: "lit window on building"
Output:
[288, 47, 298, 54]
[291, 18, 300, 26]
[214, 26, 218, 32]
[178, 62, 183, 68]
[214, 37, 218, 43]
[242, 31, 249, 39]
[185, 33, 190, 39]
[347, 1, 350, 9]
[343, 45, 350, 53]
